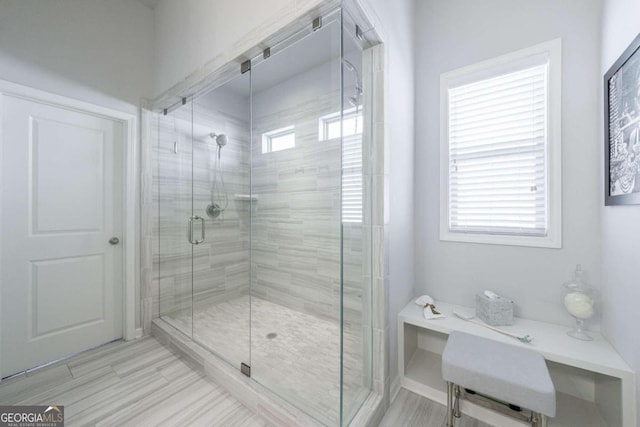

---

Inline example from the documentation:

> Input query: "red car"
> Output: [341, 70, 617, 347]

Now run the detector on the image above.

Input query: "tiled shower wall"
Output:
[146, 58, 369, 328]
[251, 59, 369, 326]
[149, 87, 251, 321]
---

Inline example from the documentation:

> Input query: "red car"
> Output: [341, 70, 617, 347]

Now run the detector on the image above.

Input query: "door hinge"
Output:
[241, 60, 251, 74]
[312, 16, 322, 31]
[241, 362, 251, 377]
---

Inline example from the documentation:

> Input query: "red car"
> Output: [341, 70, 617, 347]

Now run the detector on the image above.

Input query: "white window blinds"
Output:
[319, 108, 363, 223]
[448, 63, 548, 236]
[342, 133, 363, 223]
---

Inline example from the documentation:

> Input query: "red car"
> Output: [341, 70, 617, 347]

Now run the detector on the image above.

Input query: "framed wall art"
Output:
[605, 33, 640, 205]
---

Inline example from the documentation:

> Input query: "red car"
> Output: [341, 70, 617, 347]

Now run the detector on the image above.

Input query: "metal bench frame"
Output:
[446, 382, 548, 427]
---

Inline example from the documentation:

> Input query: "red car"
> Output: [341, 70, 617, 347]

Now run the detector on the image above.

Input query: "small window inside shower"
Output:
[262, 125, 295, 153]
[319, 107, 363, 140]
[320, 107, 364, 223]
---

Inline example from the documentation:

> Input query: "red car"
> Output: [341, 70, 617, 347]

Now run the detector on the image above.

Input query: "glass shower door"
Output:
[191, 72, 252, 369]
[157, 99, 194, 337]
[340, 10, 373, 423]
[249, 14, 344, 425]
[154, 8, 373, 424]
[158, 72, 252, 371]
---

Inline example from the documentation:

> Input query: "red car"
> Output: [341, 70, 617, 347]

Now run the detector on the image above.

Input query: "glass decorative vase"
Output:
[562, 265, 595, 341]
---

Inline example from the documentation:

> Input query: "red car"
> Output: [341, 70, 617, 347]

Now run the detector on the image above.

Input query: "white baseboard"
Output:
[390, 375, 401, 402]
[135, 328, 143, 339]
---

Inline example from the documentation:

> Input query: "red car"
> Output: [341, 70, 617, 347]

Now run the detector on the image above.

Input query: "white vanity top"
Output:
[398, 300, 634, 380]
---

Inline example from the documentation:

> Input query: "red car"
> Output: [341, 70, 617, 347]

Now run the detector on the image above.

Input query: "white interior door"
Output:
[1, 94, 123, 378]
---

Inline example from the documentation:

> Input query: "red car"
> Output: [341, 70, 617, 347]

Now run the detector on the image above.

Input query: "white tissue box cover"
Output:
[475, 293, 513, 326]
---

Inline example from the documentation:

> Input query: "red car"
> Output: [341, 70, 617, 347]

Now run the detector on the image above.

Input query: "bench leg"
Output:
[453, 384, 461, 418]
[446, 382, 455, 426]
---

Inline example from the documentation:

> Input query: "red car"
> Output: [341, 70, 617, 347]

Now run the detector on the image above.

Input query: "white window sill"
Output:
[440, 229, 561, 249]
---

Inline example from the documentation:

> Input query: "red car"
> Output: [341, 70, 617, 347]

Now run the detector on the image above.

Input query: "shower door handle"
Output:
[195, 216, 205, 244]
[188, 216, 205, 245]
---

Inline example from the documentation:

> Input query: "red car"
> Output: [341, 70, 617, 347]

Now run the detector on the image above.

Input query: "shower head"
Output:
[216, 134, 228, 147]
[209, 133, 228, 148]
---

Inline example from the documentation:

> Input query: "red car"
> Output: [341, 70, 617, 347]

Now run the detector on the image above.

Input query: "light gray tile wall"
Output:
[145, 59, 371, 340]
[148, 95, 251, 327]
[250, 78, 368, 328]
[366, 43, 390, 415]
[191, 99, 251, 309]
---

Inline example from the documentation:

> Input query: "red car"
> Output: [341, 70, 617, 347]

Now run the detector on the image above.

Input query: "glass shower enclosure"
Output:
[154, 9, 371, 425]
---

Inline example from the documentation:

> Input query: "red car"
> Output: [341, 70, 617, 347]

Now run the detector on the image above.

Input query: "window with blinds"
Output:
[440, 40, 562, 247]
[449, 64, 547, 235]
[320, 108, 363, 223]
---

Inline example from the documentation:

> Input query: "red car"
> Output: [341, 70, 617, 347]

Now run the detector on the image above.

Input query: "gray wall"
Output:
[0, 0, 155, 331]
[600, 0, 640, 423]
[414, 0, 603, 327]
[0, 0, 154, 114]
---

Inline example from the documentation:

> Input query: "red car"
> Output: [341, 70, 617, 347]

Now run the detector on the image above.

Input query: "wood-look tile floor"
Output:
[379, 388, 492, 427]
[0, 337, 271, 427]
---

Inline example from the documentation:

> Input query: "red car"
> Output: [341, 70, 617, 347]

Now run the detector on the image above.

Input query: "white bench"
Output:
[442, 331, 556, 426]
[397, 300, 636, 426]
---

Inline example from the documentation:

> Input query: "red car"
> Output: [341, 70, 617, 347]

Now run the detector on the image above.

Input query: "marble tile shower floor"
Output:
[164, 296, 370, 425]
[0, 337, 270, 426]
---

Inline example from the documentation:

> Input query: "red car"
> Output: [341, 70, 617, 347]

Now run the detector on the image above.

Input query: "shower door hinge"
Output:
[241, 60, 251, 74]
[263, 47, 271, 60]
[355, 24, 364, 41]
[241, 362, 251, 377]
[312, 16, 322, 31]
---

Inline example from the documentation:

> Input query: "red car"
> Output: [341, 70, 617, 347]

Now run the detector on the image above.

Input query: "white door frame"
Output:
[0, 79, 138, 378]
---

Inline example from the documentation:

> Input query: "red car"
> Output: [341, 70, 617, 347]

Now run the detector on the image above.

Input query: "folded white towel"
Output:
[414, 295, 445, 320]
[423, 307, 445, 320]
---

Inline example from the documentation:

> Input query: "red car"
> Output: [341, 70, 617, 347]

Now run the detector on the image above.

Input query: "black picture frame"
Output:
[604, 33, 640, 205]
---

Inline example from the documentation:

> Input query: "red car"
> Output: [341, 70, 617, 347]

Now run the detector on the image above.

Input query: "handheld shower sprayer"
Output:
[206, 132, 229, 219]
[342, 58, 363, 134]
[209, 133, 228, 159]
[342, 58, 362, 107]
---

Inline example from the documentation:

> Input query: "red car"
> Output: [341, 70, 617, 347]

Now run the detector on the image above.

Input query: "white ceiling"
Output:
[135, 0, 159, 10]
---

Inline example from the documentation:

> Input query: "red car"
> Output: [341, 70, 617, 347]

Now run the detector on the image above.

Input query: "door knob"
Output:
[109, 237, 120, 245]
